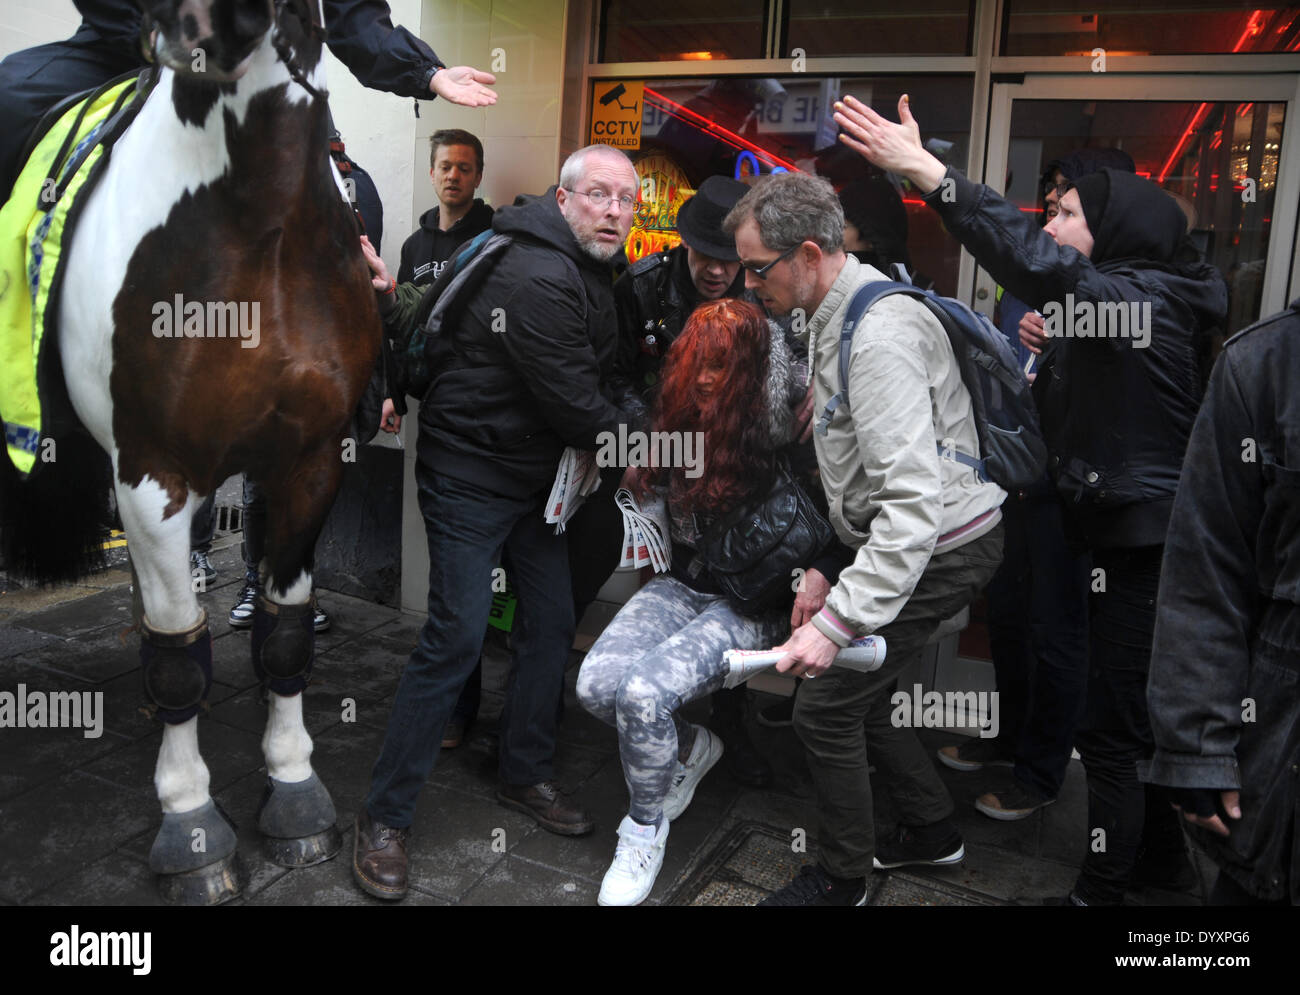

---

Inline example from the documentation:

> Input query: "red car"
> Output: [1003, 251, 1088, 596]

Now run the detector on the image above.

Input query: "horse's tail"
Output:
[0, 431, 113, 584]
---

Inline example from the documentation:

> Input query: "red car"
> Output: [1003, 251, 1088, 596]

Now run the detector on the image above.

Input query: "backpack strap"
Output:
[813, 280, 990, 482]
[814, 280, 917, 437]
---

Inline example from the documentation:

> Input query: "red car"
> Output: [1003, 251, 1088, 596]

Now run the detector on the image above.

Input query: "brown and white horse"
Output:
[45, 0, 377, 902]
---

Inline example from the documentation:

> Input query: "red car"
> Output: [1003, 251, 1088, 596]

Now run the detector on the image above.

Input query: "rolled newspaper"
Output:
[721, 635, 886, 690]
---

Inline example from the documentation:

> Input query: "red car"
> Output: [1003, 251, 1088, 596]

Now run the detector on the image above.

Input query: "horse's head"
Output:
[137, 0, 324, 84]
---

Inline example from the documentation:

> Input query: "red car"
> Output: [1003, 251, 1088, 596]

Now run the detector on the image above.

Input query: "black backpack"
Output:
[393, 229, 588, 401]
[815, 269, 1047, 490]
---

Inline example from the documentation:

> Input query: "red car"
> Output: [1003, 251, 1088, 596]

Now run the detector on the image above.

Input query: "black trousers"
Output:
[0, 35, 138, 202]
[1073, 544, 1187, 905]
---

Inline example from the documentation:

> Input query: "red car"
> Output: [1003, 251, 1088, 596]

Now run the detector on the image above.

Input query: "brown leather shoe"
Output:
[496, 781, 594, 836]
[353, 808, 409, 900]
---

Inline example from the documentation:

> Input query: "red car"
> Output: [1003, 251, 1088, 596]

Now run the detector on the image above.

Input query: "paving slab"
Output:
[0, 769, 154, 904]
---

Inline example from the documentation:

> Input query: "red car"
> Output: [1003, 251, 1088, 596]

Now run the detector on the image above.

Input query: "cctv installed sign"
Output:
[591, 81, 643, 150]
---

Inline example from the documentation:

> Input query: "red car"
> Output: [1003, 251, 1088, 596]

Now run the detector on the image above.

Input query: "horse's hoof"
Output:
[149, 798, 238, 874]
[156, 850, 245, 906]
[257, 773, 340, 867]
[262, 824, 343, 867]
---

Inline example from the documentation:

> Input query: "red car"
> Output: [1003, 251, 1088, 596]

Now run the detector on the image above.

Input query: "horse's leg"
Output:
[116, 475, 243, 904]
[249, 444, 345, 866]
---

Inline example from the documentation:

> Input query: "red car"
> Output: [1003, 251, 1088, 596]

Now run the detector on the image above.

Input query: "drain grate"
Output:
[212, 503, 243, 537]
[670, 822, 1007, 906]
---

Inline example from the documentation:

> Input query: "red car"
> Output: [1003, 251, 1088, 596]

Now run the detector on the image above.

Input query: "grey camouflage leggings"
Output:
[576, 576, 788, 823]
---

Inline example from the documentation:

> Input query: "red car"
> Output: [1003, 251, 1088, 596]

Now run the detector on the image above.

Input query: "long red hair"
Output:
[641, 298, 775, 515]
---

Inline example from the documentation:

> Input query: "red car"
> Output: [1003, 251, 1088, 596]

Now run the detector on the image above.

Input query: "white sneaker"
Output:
[598, 815, 669, 907]
[662, 725, 724, 823]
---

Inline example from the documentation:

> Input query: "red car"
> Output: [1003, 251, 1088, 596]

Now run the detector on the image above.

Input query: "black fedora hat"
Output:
[676, 175, 748, 261]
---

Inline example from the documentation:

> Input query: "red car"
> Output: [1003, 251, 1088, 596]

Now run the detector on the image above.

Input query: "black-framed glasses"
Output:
[564, 187, 636, 210]
[743, 243, 800, 279]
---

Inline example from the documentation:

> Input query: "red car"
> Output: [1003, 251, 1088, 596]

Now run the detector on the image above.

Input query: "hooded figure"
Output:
[919, 152, 1228, 909]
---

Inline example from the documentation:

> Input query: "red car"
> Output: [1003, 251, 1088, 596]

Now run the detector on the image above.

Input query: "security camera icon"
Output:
[600, 83, 637, 112]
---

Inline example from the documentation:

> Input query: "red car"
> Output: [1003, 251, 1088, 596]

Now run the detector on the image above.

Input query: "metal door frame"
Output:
[977, 74, 1300, 318]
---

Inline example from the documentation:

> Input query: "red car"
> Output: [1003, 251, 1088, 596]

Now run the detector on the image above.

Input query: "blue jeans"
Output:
[985, 490, 1090, 797]
[365, 468, 575, 828]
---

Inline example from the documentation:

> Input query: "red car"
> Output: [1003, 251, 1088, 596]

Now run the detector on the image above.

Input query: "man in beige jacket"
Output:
[725, 172, 1005, 906]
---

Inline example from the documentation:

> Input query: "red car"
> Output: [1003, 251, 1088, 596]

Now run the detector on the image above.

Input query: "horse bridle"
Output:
[271, 0, 330, 103]
[137, 0, 329, 103]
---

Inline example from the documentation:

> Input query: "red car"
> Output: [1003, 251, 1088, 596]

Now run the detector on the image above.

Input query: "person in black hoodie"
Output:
[397, 129, 494, 287]
[353, 144, 639, 901]
[391, 128, 493, 750]
[835, 94, 1228, 905]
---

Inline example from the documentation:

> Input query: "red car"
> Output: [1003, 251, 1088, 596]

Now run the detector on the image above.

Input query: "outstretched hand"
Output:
[430, 65, 498, 107]
[833, 94, 946, 195]
[359, 235, 391, 291]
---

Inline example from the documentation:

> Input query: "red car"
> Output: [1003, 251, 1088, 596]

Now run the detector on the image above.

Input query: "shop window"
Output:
[1002, 1, 1300, 57]
[600, 0, 767, 62]
[618, 75, 974, 295]
[785, 1, 974, 57]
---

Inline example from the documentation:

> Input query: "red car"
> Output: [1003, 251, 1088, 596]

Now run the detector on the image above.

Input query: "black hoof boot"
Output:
[150, 799, 244, 905]
[257, 773, 342, 867]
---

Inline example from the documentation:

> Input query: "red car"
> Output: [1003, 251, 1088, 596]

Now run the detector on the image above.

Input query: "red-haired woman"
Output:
[576, 298, 812, 905]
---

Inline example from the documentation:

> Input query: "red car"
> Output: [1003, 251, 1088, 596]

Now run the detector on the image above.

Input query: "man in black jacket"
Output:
[397, 129, 494, 288]
[353, 144, 639, 901]
[0, 0, 496, 202]
[835, 94, 1228, 905]
[1143, 299, 1300, 906]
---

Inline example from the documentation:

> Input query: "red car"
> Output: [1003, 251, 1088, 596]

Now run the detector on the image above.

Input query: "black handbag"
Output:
[695, 460, 835, 616]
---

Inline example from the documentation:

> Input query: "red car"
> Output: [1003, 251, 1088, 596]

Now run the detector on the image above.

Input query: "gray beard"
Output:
[575, 232, 621, 263]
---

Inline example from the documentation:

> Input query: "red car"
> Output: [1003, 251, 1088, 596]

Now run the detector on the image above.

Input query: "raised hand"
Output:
[359, 235, 391, 291]
[833, 94, 946, 195]
[430, 65, 498, 107]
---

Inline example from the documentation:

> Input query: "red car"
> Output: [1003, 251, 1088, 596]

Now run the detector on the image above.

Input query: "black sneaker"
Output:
[190, 550, 217, 585]
[229, 577, 259, 628]
[873, 820, 965, 870]
[759, 864, 867, 906]
[313, 600, 331, 633]
[936, 738, 1013, 772]
[975, 780, 1055, 821]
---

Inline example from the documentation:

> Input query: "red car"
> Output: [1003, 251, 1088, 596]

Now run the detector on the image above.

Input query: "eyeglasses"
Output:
[565, 187, 636, 210]
[742, 243, 800, 280]
[1043, 181, 1071, 199]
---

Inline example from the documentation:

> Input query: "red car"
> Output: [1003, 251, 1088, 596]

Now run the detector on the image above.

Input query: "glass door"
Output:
[979, 74, 1300, 333]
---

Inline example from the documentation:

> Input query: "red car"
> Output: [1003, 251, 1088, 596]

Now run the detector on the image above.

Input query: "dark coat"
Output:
[69, 0, 445, 99]
[926, 167, 1228, 547]
[415, 187, 627, 496]
[1142, 299, 1300, 902]
[397, 200, 494, 286]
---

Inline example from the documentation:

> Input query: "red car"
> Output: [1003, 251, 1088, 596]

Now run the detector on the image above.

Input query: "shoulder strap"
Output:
[814, 280, 920, 436]
[813, 280, 989, 480]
